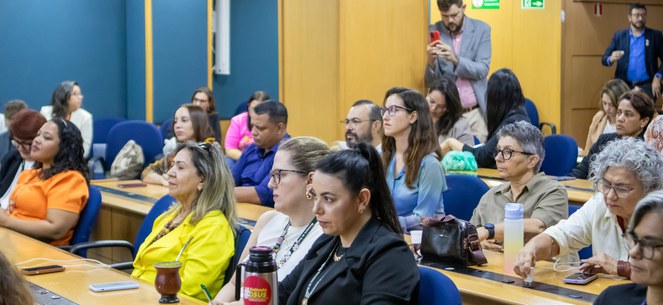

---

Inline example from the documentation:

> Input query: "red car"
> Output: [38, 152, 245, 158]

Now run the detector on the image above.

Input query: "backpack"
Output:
[110, 140, 145, 180]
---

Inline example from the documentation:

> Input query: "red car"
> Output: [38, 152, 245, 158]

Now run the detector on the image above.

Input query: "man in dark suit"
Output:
[602, 3, 663, 101]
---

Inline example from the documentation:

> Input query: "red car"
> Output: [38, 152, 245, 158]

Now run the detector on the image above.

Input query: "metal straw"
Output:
[176, 236, 194, 262]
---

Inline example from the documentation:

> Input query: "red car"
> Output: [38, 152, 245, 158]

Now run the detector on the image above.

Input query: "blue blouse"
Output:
[386, 153, 447, 232]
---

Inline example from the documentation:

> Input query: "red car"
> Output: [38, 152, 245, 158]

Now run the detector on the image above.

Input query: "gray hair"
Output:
[497, 121, 545, 172]
[589, 137, 663, 194]
[629, 190, 663, 231]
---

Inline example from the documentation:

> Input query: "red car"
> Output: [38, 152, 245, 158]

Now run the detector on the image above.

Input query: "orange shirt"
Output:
[8, 169, 88, 246]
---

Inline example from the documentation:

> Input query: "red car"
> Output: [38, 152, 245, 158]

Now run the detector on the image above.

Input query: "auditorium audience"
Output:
[132, 142, 236, 302]
[191, 87, 222, 142]
[583, 79, 630, 155]
[382, 87, 446, 233]
[441, 68, 530, 168]
[40, 81, 93, 158]
[644, 115, 662, 154]
[0, 252, 33, 305]
[514, 138, 663, 279]
[341, 99, 383, 150]
[225, 91, 270, 161]
[572, 90, 655, 179]
[0, 119, 89, 246]
[0, 109, 47, 209]
[214, 137, 327, 303]
[142, 104, 214, 186]
[471, 121, 567, 251]
[0, 100, 27, 160]
[232, 100, 289, 207]
[594, 191, 663, 305]
[428, 77, 475, 147]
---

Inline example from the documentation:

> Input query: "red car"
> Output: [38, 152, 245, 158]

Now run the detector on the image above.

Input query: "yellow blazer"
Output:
[583, 111, 609, 156]
[131, 209, 234, 302]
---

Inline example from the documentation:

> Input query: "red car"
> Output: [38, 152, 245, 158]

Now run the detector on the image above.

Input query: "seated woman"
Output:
[594, 191, 663, 305]
[213, 136, 328, 303]
[441, 68, 530, 168]
[573, 90, 655, 179]
[471, 121, 568, 251]
[428, 77, 474, 147]
[40, 81, 93, 158]
[582, 79, 630, 155]
[0, 109, 46, 209]
[382, 87, 446, 233]
[514, 138, 663, 280]
[0, 252, 33, 305]
[191, 87, 222, 142]
[0, 119, 89, 246]
[224, 91, 270, 161]
[131, 142, 236, 302]
[278, 143, 418, 305]
[142, 104, 214, 186]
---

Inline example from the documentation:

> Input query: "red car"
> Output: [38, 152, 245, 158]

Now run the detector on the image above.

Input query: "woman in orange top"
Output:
[0, 118, 89, 246]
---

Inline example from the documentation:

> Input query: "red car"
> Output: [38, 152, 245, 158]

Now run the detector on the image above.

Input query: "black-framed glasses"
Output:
[630, 13, 646, 18]
[269, 168, 307, 185]
[380, 105, 413, 117]
[192, 97, 209, 103]
[340, 118, 376, 127]
[597, 180, 635, 199]
[627, 230, 663, 260]
[11, 139, 32, 151]
[493, 148, 533, 161]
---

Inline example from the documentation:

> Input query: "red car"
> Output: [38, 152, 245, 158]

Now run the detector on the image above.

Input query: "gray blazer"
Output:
[425, 16, 492, 116]
[437, 117, 475, 147]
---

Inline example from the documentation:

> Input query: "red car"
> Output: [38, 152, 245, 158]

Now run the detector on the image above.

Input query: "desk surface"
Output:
[1, 228, 205, 305]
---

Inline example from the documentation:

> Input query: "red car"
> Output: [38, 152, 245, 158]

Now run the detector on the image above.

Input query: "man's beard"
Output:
[345, 130, 373, 147]
[444, 16, 465, 35]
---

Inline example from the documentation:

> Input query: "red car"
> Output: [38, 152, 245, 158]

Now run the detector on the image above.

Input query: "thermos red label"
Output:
[242, 275, 272, 305]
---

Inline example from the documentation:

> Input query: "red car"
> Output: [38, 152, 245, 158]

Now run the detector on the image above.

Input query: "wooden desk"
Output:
[0, 228, 204, 305]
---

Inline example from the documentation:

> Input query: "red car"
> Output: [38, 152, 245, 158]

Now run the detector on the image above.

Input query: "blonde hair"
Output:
[279, 137, 331, 173]
[0, 252, 33, 305]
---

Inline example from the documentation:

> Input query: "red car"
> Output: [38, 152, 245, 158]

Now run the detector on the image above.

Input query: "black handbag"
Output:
[420, 215, 487, 266]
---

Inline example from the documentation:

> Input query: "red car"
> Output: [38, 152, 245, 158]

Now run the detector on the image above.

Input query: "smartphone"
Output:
[89, 281, 140, 292]
[21, 265, 65, 275]
[563, 272, 598, 285]
[429, 31, 440, 43]
[118, 182, 147, 188]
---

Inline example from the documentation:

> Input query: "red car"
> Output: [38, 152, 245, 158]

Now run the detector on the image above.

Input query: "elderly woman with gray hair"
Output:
[514, 137, 663, 280]
[470, 121, 568, 251]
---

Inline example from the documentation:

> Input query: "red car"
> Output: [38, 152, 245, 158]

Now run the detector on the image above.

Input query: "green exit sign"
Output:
[472, 0, 500, 10]
[522, 0, 544, 9]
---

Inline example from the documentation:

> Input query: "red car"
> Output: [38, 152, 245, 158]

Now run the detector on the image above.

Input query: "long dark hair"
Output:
[428, 77, 464, 136]
[190, 87, 216, 113]
[34, 119, 89, 183]
[485, 68, 525, 137]
[50, 81, 79, 118]
[172, 104, 214, 142]
[381, 87, 442, 189]
[316, 142, 402, 235]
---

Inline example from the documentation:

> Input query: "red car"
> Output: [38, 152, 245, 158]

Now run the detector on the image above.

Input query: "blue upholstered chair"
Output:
[59, 185, 103, 257]
[159, 118, 173, 141]
[567, 204, 593, 260]
[442, 174, 489, 221]
[541, 134, 578, 177]
[418, 266, 462, 305]
[223, 225, 252, 285]
[524, 98, 557, 134]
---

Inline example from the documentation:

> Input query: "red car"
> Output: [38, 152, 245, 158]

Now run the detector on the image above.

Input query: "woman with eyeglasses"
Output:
[224, 91, 270, 162]
[132, 142, 236, 302]
[594, 191, 663, 305]
[381, 87, 446, 233]
[514, 138, 663, 280]
[470, 121, 568, 251]
[190, 87, 222, 142]
[40, 81, 93, 158]
[0, 119, 89, 246]
[440, 68, 530, 168]
[0, 109, 46, 209]
[428, 77, 475, 147]
[142, 104, 215, 186]
[213, 137, 327, 303]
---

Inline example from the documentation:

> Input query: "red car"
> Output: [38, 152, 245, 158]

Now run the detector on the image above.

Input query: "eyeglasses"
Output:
[627, 231, 663, 260]
[269, 168, 307, 185]
[630, 13, 646, 18]
[192, 97, 209, 103]
[11, 139, 32, 151]
[597, 180, 635, 199]
[380, 105, 413, 117]
[340, 118, 376, 127]
[493, 148, 533, 161]
[196, 142, 214, 157]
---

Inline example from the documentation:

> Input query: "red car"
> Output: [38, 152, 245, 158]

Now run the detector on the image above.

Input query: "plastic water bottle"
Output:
[503, 203, 524, 273]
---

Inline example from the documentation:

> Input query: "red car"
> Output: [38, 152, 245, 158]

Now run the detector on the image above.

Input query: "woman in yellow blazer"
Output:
[131, 142, 237, 302]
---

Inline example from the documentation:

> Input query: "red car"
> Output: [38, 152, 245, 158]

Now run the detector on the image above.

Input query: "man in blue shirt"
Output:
[602, 3, 663, 101]
[232, 100, 289, 207]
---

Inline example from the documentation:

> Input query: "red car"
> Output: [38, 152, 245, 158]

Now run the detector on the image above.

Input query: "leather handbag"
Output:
[420, 215, 487, 266]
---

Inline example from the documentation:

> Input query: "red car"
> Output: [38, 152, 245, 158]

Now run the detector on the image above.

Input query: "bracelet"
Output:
[617, 260, 631, 278]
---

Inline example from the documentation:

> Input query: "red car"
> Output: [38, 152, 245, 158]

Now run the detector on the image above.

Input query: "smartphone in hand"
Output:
[21, 265, 65, 276]
[563, 272, 598, 285]
[429, 31, 440, 43]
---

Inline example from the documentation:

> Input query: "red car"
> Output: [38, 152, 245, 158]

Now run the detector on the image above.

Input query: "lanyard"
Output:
[273, 217, 318, 268]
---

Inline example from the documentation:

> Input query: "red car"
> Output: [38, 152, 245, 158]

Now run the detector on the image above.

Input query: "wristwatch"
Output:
[483, 223, 495, 240]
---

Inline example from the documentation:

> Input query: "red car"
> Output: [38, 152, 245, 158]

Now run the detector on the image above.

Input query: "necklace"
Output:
[274, 218, 318, 268]
[301, 240, 341, 305]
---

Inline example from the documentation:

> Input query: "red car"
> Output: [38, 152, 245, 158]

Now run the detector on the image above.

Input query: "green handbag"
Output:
[442, 151, 478, 172]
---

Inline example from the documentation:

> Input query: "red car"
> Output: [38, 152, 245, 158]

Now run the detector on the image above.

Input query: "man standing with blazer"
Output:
[425, 0, 491, 143]
[602, 3, 663, 101]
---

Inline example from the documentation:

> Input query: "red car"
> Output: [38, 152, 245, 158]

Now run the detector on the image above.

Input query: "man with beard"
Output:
[602, 3, 663, 101]
[425, 0, 491, 143]
[342, 100, 382, 151]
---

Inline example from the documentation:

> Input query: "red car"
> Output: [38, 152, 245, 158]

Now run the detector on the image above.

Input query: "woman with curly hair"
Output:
[0, 118, 89, 246]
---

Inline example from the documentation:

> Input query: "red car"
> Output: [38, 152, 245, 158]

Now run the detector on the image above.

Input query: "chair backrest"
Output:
[159, 118, 173, 141]
[524, 98, 539, 128]
[541, 134, 578, 177]
[442, 174, 489, 221]
[418, 266, 462, 305]
[223, 225, 252, 285]
[93, 118, 125, 144]
[568, 205, 593, 260]
[132, 195, 176, 257]
[106, 120, 164, 170]
[70, 185, 103, 257]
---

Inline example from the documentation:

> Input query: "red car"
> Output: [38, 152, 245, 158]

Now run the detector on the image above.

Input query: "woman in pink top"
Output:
[224, 91, 269, 160]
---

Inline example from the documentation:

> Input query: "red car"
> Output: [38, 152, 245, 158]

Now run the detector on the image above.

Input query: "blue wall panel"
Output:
[126, 0, 146, 120]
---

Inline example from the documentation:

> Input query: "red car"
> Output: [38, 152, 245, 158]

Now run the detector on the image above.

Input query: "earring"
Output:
[305, 187, 313, 200]
[358, 208, 365, 214]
